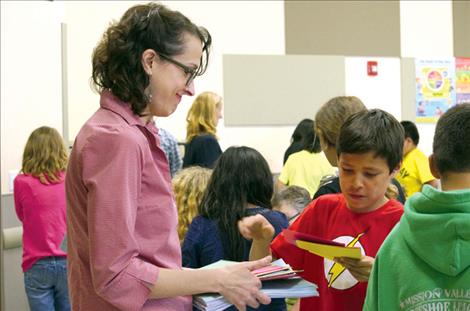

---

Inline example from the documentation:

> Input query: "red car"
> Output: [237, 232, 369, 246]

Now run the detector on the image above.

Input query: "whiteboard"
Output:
[223, 55, 345, 126]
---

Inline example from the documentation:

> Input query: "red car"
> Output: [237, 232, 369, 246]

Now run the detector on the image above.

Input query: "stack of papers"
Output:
[283, 229, 362, 260]
[252, 259, 299, 281]
[193, 259, 318, 311]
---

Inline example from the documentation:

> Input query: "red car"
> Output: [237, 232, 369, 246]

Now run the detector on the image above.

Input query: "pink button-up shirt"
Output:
[66, 91, 191, 310]
[14, 173, 67, 272]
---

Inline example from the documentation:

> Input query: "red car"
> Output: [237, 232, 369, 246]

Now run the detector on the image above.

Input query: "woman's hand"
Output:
[238, 214, 275, 241]
[216, 256, 272, 311]
[334, 255, 375, 282]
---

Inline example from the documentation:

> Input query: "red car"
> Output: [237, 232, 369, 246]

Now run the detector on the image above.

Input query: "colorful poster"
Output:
[415, 59, 456, 123]
[456, 57, 470, 104]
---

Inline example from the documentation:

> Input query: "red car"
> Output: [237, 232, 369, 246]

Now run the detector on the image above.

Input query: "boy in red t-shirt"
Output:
[239, 109, 405, 311]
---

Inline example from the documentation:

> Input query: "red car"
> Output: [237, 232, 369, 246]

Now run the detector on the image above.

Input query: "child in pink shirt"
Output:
[14, 126, 70, 311]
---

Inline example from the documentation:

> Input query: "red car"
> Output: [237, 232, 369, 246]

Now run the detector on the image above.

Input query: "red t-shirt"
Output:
[271, 193, 403, 311]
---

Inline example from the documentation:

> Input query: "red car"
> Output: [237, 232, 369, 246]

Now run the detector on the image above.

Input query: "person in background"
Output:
[159, 127, 183, 177]
[271, 185, 311, 311]
[239, 109, 405, 311]
[397, 120, 438, 198]
[172, 166, 212, 243]
[271, 185, 311, 225]
[65, 3, 271, 310]
[14, 126, 70, 311]
[364, 103, 470, 310]
[182, 146, 289, 311]
[277, 119, 335, 197]
[183, 91, 223, 168]
[283, 119, 316, 164]
[313, 96, 406, 204]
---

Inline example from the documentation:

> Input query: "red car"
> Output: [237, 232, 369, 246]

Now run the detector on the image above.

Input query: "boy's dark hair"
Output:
[401, 121, 420, 145]
[433, 103, 470, 174]
[272, 186, 311, 213]
[337, 109, 404, 173]
[199, 146, 273, 261]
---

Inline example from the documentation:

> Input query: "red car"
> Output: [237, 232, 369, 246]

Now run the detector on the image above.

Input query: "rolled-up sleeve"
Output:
[81, 127, 159, 310]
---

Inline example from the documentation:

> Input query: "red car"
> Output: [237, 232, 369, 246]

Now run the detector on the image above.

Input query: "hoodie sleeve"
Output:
[363, 253, 380, 311]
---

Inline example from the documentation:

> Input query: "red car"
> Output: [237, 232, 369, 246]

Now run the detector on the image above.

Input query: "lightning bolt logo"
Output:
[327, 232, 365, 287]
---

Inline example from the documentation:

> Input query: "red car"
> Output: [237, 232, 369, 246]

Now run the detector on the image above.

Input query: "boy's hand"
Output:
[238, 214, 275, 241]
[334, 255, 374, 282]
[216, 256, 272, 310]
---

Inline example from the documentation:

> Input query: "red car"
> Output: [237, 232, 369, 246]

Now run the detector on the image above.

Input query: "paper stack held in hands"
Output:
[193, 259, 318, 311]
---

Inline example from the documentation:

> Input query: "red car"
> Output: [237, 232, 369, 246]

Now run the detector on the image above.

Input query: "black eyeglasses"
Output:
[158, 53, 199, 86]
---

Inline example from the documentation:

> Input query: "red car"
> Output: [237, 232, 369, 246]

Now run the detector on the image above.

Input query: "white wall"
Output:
[345, 57, 402, 119]
[65, 1, 138, 145]
[400, 0, 454, 157]
[0, 1, 288, 193]
[1, 1, 458, 193]
[1, 1, 64, 195]
[400, 1, 454, 58]
[65, 1, 289, 174]
[164, 2, 289, 174]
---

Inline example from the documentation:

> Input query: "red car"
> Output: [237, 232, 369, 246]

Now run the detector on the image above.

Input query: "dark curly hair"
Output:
[92, 2, 212, 115]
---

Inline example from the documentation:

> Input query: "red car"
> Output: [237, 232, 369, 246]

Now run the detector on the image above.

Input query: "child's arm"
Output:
[238, 214, 277, 261]
[334, 255, 375, 282]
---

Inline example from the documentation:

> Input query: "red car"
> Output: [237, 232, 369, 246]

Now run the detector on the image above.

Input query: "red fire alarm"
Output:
[367, 61, 378, 76]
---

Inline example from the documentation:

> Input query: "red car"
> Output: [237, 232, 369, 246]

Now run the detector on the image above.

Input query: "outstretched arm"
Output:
[238, 214, 277, 261]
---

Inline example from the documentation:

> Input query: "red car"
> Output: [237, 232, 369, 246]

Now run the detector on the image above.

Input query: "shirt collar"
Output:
[100, 90, 158, 133]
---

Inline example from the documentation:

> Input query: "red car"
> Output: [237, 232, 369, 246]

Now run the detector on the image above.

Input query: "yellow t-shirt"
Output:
[279, 150, 335, 197]
[397, 148, 435, 198]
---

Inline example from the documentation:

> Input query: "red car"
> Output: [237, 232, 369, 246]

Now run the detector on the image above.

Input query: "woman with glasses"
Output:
[66, 3, 271, 310]
[183, 91, 223, 169]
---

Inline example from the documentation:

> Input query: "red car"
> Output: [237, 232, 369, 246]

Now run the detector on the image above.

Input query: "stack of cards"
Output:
[193, 259, 318, 311]
[252, 259, 301, 281]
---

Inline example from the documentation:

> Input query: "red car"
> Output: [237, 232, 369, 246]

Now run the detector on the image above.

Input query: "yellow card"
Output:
[296, 240, 362, 260]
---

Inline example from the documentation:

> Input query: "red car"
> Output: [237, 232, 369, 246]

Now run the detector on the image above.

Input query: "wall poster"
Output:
[415, 59, 456, 123]
[456, 57, 470, 105]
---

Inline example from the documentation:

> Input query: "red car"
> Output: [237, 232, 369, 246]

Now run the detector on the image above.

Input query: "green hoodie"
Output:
[364, 185, 470, 311]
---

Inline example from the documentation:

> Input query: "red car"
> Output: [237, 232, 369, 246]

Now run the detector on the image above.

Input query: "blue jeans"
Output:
[24, 257, 70, 311]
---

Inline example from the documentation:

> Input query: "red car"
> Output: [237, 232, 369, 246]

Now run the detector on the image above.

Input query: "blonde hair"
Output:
[385, 183, 399, 200]
[315, 96, 366, 147]
[21, 126, 68, 185]
[173, 166, 212, 243]
[186, 91, 222, 142]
